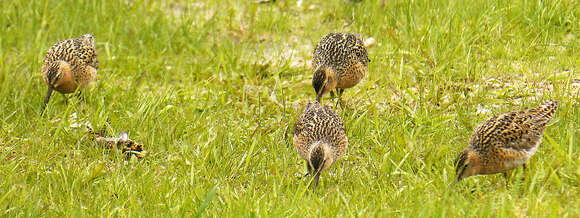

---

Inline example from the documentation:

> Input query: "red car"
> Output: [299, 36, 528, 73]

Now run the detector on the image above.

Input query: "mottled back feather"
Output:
[469, 101, 558, 152]
[293, 101, 348, 161]
[43, 34, 98, 85]
[312, 33, 370, 75]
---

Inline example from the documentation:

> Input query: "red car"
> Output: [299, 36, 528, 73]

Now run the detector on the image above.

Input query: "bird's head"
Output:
[308, 140, 333, 175]
[454, 148, 481, 182]
[312, 67, 336, 102]
[44, 60, 74, 92]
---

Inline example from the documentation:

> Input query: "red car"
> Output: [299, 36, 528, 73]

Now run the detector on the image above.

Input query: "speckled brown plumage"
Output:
[41, 34, 98, 115]
[293, 101, 348, 187]
[454, 101, 558, 182]
[312, 33, 370, 103]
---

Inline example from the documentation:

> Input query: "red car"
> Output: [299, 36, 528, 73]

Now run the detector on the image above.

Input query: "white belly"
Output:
[503, 138, 542, 170]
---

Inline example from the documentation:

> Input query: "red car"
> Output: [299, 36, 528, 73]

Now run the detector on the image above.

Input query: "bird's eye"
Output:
[460, 163, 469, 173]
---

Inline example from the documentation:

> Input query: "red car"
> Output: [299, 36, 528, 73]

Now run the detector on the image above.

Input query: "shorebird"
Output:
[454, 101, 558, 183]
[293, 101, 348, 187]
[311, 33, 371, 105]
[40, 34, 98, 116]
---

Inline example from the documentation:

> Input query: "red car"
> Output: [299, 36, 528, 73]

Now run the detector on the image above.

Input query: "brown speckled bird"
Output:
[293, 101, 348, 187]
[454, 101, 558, 183]
[40, 34, 98, 116]
[312, 33, 370, 104]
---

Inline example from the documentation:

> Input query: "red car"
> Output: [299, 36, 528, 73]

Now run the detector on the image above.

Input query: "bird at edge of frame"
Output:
[293, 101, 348, 188]
[311, 33, 373, 109]
[40, 34, 98, 116]
[453, 100, 558, 186]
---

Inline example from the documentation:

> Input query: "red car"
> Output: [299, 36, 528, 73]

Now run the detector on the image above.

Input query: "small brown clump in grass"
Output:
[88, 128, 147, 160]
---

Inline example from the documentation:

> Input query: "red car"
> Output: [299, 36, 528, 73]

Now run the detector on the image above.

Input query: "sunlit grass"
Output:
[0, 0, 578, 216]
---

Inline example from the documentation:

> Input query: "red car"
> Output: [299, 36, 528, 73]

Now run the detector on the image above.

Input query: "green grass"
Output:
[0, 0, 578, 216]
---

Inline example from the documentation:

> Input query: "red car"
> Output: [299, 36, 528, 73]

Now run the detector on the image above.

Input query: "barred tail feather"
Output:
[530, 100, 558, 128]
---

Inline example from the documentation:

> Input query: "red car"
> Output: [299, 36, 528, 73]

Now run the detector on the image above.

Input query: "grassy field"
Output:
[0, 0, 578, 216]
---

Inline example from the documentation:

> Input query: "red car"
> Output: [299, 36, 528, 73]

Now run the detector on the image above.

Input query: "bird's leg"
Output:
[503, 172, 510, 188]
[333, 88, 345, 110]
[313, 172, 320, 187]
[337, 88, 345, 109]
[40, 87, 54, 117]
[310, 171, 321, 189]
[329, 90, 335, 98]
[62, 93, 69, 104]
[75, 90, 86, 103]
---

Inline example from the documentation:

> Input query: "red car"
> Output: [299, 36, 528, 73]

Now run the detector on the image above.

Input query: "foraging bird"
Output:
[40, 34, 98, 116]
[454, 101, 558, 183]
[293, 101, 348, 187]
[312, 33, 371, 104]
